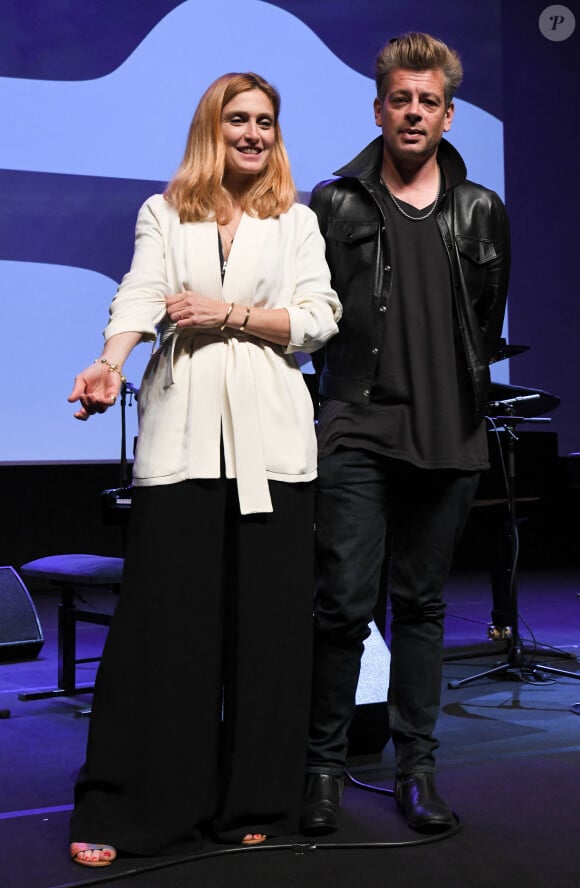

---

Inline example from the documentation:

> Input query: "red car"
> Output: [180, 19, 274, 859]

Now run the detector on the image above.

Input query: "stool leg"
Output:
[57, 596, 77, 694]
[18, 582, 98, 700]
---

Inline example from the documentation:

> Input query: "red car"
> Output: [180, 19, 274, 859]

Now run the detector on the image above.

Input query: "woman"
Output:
[68, 72, 340, 866]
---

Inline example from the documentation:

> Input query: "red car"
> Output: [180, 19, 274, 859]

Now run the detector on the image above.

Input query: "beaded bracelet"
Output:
[94, 358, 127, 383]
[220, 302, 234, 331]
[239, 306, 251, 332]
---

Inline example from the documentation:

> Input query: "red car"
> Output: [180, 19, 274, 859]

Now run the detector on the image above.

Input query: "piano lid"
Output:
[489, 338, 531, 364]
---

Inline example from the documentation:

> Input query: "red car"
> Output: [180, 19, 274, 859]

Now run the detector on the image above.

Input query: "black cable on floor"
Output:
[55, 777, 462, 888]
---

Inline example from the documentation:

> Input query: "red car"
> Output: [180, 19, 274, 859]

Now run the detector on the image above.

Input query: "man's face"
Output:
[374, 68, 454, 167]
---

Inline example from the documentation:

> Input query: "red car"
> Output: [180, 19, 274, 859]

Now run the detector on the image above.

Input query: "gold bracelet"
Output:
[94, 358, 127, 383]
[220, 302, 234, 331]
[239, 306, 251, 332]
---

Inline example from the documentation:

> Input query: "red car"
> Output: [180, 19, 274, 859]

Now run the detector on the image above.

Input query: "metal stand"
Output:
[449, 402, 580, 690]
[19, 584, 114, 699]
[100, 380, 138, 544]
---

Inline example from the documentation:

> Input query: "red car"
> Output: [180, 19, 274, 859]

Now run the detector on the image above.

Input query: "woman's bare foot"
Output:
[241, 833, 267, 846]
[70, 842, 117, 867]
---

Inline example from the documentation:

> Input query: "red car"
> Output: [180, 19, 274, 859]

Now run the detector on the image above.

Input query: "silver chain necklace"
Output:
[379, 168, 442, 221]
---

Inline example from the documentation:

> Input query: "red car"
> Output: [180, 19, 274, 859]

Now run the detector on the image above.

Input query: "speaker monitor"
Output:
[0, 566, 44, 660]
[348, 620, 391, 757]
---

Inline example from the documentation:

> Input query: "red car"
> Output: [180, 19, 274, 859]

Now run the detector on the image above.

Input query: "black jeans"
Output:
[308, 447, 479, 776]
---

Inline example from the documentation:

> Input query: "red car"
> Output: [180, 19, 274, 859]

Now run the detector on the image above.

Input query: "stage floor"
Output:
[1, 566, 579, 888]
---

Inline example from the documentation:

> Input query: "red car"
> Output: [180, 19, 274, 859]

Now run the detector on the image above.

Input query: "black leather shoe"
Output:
[395, 772, 455, 832]
[300, 773, 344, 835]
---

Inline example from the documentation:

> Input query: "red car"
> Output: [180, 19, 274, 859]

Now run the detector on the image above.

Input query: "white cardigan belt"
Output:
[159, 321, 274, 514]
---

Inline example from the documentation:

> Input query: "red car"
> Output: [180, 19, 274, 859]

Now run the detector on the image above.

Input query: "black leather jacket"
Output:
[310, 137, 510, 419]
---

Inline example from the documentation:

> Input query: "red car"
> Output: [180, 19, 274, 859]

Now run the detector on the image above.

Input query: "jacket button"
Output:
[379, 305, 387, 313]
[372, 347, 379, 355]
[384, 265, 391, 272]
[363, 389, 370, 397]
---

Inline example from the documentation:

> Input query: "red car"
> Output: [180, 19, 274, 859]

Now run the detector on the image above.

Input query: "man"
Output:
[302, 33, 510, 834]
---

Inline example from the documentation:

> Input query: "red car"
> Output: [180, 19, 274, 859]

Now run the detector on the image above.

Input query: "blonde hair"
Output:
[164, 72, 296, 223]
[375, 33, 463, 106]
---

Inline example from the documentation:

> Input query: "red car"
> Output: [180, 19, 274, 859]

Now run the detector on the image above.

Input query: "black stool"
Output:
[18, 554, 123, 701]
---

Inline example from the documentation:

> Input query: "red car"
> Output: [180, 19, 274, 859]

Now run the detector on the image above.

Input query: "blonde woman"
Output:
[68, 72, 340, 866]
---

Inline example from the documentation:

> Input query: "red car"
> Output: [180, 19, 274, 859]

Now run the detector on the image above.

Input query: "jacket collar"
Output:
[333, 135, 467, 191]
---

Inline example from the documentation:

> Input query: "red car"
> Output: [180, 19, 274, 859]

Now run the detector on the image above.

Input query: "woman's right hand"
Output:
[68, 361, 122, 421]
[166, 288, 228, 329]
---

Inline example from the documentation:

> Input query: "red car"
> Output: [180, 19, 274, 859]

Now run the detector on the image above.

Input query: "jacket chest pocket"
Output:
[454, 236, 500, 302]
[455, 236, 498, 266]
[326, 219, 378, 272]
[327, 218, 377, 244]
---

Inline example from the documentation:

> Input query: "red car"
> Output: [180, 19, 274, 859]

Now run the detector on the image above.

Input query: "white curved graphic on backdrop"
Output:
[1, 0, 504, 191]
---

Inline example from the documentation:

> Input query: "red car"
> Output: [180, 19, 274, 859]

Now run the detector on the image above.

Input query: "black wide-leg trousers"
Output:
[70, 478, 314, 854]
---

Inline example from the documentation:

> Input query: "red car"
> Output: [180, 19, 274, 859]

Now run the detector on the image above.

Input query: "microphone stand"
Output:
[119, 380, 138, 487]
[449, 397, 580, 689]
[100, 381, 137, 548]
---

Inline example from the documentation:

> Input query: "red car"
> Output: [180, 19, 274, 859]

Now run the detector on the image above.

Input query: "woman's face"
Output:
[220, 89, 276, 183]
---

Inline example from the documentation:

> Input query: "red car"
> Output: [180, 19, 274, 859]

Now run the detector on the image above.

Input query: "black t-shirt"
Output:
[317, 175, 488, 471]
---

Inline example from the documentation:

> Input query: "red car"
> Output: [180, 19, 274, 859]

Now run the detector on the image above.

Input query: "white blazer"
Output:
[104, 194, 341, 514]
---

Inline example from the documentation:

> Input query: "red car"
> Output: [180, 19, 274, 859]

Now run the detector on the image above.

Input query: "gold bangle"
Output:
[220, 302, 234, 331]
[239, 306, 251, 332]
[94, 358, 127, 383]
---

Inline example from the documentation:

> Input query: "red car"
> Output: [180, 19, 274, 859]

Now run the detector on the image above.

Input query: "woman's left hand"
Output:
[166, 288, 228, 329]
